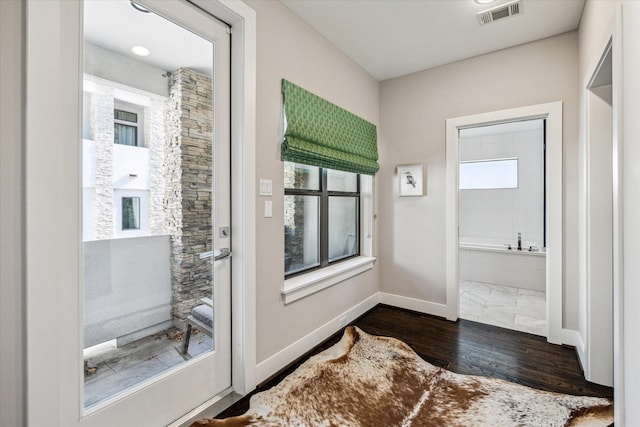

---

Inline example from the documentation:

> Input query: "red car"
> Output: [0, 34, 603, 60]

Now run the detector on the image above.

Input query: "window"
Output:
[284, 162, 359, 276]
[459, 158, 518, 190]
[121, 196, 140, 230]
[114, 103, 144, 147]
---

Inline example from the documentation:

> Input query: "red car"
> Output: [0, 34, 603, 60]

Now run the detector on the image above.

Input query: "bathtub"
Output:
[459, 237, 546, 292]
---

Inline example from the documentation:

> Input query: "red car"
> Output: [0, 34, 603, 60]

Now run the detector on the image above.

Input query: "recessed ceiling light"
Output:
[130, 1, 151, 13]
[131, 46, 150, 57]
[475, 0, 497, 4]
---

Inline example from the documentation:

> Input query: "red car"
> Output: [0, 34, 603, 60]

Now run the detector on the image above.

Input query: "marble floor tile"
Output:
[480, 309, 515, 327]
[514, 314, 546, 328]
[460, 303, 486, 319]
[518, 288, 545, 298]
[489, 284, 519, 295]
[515, 299, 546, 320]
[460, 281, 546, 337]
[460, 290, 488, 308]
[485, 291, 517, 307]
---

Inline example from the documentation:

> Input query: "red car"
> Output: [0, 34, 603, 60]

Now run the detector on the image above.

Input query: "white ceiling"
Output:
[280, 0, 586, 81]
[84, 0, 585, 83]
[84, 0, 214, 77]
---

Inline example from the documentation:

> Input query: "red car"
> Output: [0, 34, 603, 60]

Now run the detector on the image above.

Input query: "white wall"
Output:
[379, 32, 579, 327]
[243, 0, 380, 365]
[83, 235, 172, 347]
[84, 43, 170, 97]
[622, 1, 640, 423]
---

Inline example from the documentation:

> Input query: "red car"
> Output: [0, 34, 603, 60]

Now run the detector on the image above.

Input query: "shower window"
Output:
[459, 158, 518, 190]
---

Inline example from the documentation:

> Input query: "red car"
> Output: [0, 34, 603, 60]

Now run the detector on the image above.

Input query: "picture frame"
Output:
[397, 163, 425, 197]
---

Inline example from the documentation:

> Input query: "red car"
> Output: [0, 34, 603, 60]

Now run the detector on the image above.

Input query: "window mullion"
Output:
[320, 168, 329, 268]
[356, 174, 361, 255]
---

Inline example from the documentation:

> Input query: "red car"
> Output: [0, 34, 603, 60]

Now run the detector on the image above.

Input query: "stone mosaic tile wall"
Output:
[166, 68, 214, 321]
[284, 164, 310, 272]
[90, 85, 115, 240]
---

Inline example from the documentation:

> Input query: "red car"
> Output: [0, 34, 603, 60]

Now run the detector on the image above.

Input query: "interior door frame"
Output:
[445, 102, 565, 344]
[25, 0, 256, 425]
[578, 3, 623, 414]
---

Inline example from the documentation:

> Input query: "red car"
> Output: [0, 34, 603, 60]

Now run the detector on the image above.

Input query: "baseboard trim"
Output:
[379, 292, 449, 318]
[170, 387, 236, 427]
[560, 328, 580, 347]
[574, 332, 587, 374]
[255, 293, 380, 384]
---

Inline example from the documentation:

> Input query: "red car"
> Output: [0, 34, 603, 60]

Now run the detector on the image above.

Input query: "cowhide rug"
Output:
[192, 326, 613, 427]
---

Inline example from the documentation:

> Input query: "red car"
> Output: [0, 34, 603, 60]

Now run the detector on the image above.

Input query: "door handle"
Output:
[214, 248, 231, 261]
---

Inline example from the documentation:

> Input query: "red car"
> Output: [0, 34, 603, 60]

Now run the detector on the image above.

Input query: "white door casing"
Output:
[445, 102, 564, 344]
[24, 0, 258, 425]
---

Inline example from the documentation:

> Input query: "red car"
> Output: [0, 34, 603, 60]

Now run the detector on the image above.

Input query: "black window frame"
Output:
[121, 196, 141, 231]
[285, 166, 360, 278]
[114, 107, 141, 147]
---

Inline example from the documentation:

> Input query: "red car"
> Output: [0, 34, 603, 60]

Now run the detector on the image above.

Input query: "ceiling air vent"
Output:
[477, 0, 522, 26]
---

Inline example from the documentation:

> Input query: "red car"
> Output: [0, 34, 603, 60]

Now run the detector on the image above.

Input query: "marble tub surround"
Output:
[459, 281, 546, 336]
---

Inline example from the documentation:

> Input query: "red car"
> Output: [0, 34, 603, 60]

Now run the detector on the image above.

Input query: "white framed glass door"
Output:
[27, 0, 231, 425]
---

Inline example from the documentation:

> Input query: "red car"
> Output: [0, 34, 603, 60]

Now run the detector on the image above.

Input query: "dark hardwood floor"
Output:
[217, 304, 613, 419]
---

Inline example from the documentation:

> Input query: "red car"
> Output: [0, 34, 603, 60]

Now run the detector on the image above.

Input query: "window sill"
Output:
[281, 256, 376, 304]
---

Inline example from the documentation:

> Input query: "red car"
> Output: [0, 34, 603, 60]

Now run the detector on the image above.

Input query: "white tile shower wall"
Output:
[459, 247, 545, 291]
[459, 122, 544, 247]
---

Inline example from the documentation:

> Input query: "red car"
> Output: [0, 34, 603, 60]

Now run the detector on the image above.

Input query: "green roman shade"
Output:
[281, 79, 379, 175]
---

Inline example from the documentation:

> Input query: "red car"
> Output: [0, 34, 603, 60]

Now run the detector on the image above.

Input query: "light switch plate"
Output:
[259, 179, 272, 196]
[264, 200, 273, 218]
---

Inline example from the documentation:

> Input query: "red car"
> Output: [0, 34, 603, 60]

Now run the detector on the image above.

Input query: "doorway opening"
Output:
[26, 0, 255, 424]
[445, 101, 564, 344]
[457, 119, 547, 336]
[581, 41, 614, 387]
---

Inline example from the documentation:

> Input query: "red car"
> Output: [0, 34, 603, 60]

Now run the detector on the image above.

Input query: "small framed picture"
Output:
[397, 163, 424, 197]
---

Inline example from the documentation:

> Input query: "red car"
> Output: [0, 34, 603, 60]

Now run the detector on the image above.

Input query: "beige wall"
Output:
[244, 0, 380, 364]
[0, 1, 25, 425]
[579, 0, 620, 75]
[378, 32, 580, 328]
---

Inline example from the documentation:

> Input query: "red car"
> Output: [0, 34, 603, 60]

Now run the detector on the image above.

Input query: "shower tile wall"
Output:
[459, 121, 544, 248]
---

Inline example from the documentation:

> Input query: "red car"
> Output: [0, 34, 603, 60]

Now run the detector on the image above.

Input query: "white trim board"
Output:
[255, 291, 583, 398]
[256, 292, 448, 385]
[575, 331, 587, 374]
[282, 257, 376, 304]
[379, 293, 449, 319]
[190, 0, 258, 397]
[577, 5, 621, 392]
[255, 294, 379, 384]
[25, 0, 257, 424]
[445, 102, 565, 345]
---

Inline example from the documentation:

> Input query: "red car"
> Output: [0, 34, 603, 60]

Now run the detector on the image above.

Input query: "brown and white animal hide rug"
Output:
[192, 326, 613, 427]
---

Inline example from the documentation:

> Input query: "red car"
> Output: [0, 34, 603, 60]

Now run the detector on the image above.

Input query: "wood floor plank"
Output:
[216, 304, 613, 419]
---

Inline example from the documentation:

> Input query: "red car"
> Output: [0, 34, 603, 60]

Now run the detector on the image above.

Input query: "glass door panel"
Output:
[81, 0, 231, 421]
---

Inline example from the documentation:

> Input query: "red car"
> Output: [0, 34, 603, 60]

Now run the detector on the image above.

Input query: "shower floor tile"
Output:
[459, 281, 546, 336]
